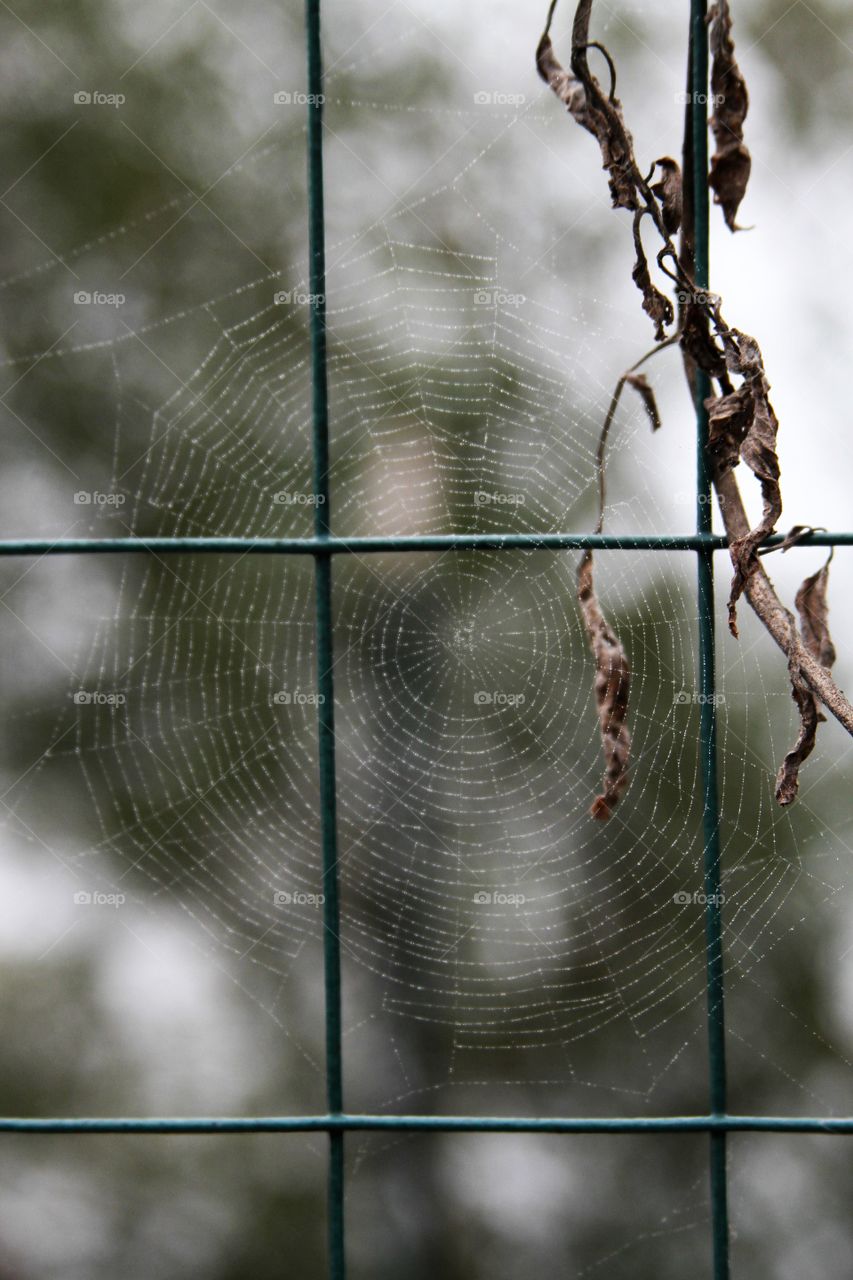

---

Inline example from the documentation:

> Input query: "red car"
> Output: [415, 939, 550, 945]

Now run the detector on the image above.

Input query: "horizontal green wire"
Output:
[2, 1114, 853, 1134]
[0, 532, 851, 556]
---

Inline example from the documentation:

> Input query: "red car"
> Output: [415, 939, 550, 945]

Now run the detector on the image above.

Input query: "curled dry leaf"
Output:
[705, 382, 753, 475]
[796, 559, 836, 670]
[536, 29, 589, 135]
[577, 550, 631, 818]
[723, 332, 782, 634]
[536, 0, 640, 213]
[680, 300, 727, 381]
[708, 0, 751, 231]
[570, 0, 640, 212]
[703, 328, 781, 635]
[625, 372, 661, 432]
[776, 658, 822, 807]
[579, 349, 665, 818]
[632, 212, 674, 341]
[651, 157, 683, 236]
[775, 559, 835, 805]
[538, 2, 677, 339]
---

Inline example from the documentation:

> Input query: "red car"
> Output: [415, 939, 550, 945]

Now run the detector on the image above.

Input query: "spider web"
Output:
[3, 196, 840, 1113]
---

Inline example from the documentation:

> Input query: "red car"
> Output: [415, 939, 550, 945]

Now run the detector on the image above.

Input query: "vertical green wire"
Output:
[305, 1, 346, 1276]
[690, 1, 730, 1276]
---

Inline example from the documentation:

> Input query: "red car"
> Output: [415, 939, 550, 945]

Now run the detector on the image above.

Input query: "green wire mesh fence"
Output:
[1, 3, 852, 1279]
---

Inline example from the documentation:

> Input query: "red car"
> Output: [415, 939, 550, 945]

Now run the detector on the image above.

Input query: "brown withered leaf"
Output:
[695, 324, 781, 635]
[536, 1, 639, 212]
[796, 559, 836, 669]
[624, 372, 661, 432]
[536, 29, 588, 130]
[631, 212, 674, 341]
[577, 550, 631, 819]
[705, 383, 753, 475]
[570, 0, 639, 211]
[721, 330, 782, 635]
[775, 658, 821, 807]
[680, 301, 727, 382]
[651, 157, 682, 236]
[775, 559, 835, 805]
[575, 334, 667, 821]
[709, 0, 751, 231]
